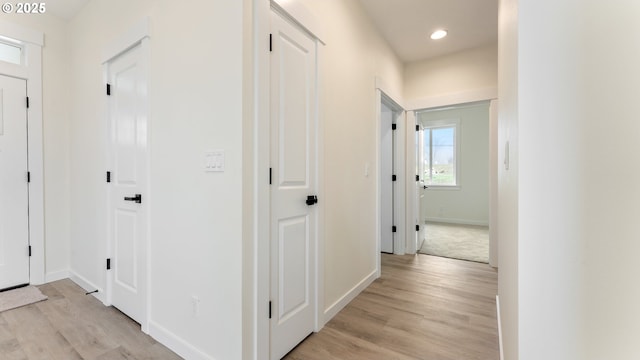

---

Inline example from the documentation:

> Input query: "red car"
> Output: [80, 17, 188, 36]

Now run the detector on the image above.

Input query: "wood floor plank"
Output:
[285, 254, 499, 360]
[0, 279, 180, 360]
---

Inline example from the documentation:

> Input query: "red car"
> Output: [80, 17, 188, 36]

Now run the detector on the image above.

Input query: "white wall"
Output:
[295, 0, 404, 315]
[497, 0, 518, 358]
[515, 1, 640, 359]
[418, 103, 490, 226]
[404, 44, 497, 101]
[67, 1, 244, 359]
[0, 13, 71, 281]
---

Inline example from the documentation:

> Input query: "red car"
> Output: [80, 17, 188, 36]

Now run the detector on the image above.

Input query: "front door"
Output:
[0, 75, 29, 290]
[270, 8, 318, 359]
[106, 43, 148, 324]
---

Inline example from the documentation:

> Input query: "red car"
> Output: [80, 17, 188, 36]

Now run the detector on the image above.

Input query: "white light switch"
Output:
[204, 150, 225, 172]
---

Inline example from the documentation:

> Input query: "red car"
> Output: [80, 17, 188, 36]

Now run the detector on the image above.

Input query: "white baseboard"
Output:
[45, 269, 69, 283]
[323, 269, 378, 325]
[69, 270, 106, 303]
[148, 321, 215, 360]
[425, 217, 489, 227]
[496, 295, 504, 360]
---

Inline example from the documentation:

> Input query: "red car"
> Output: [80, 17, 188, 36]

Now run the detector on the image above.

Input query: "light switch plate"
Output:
[204, 150, 225, 172]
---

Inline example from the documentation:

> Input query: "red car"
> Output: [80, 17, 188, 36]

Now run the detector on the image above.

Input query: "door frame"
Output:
[406, 89, 498, 265]
[252, 1, 325, 358]
[101, 18, 151, 332]
[375, 86, 406, 262]
[0, 22, 44, 285]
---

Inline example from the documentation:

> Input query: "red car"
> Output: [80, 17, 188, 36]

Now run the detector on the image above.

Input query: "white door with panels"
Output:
[417, 125, 426, 248]
[270, 8, 318, 359]
[0, 75, 29, 290]
[380, 103, 394, 253]
[106, 42, 148, 324]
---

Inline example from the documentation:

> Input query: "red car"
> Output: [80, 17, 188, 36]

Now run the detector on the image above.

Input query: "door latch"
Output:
[124, 194, 142, 204]
[306, 195, 318, 206]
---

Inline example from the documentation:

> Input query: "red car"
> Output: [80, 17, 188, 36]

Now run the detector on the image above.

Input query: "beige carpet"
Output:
[0, 285, 47, 312]
[419, 222, 489, 263]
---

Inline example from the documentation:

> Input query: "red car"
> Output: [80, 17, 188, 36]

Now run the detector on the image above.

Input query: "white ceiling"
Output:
[359, 0, 498, 63]
[45, 0, 90, 20]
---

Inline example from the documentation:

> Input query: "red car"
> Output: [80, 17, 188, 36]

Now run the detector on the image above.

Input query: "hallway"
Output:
[285, 253, 499, 359]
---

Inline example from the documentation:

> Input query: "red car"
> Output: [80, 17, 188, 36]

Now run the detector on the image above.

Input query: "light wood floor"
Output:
[0, 279, 181, 359]
[285, 254, 499, 360]
[0, 254, 498, 359]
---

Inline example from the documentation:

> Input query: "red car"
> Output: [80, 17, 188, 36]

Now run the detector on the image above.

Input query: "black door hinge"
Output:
[106, 171, 111, 183]
[392, 226, 397, 233]
[392, 123, 397, 130]
[416, 175, 419, 181]
[269, 168, 272, 185]
[106, 258, 111, 270]
[26, 97, 29, 108]
[269, 301, 272, 319]
[392, 175, 397, 181]
[416, 225, 420, 232]
[269, 34, 273, 52]
[28, 246, 31, 257]
[416, 125, 420, 131]
[106, 84, 111, 96]
[27, 171, 31, 183]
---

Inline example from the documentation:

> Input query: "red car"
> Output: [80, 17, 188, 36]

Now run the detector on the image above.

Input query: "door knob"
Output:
[124, 194, 142, 204]
[306, 195, 318, 206]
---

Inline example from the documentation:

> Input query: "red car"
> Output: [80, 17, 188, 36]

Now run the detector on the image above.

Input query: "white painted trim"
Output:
[323, 269, 378, 323]
[314, 37, 325, 332]
[69, 270, 106, 304]
[489, 100, 499, 268]
[272, 0, 325, 44]
[148, 321, 215, 360]
[424, 217, 489, 227]
[101, 17, 150, 63]
[496, 295, 504, 360]
[375, 77, 405, 110]
[45, 269, 69, 283]
[407, 87, 498, 111]
[254, 0, 271, 358]
[0, 20, 43, 45]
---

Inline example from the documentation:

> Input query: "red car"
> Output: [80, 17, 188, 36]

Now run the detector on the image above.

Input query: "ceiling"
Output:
[45, 0, 90, 20]
[359, 0, 498, 63]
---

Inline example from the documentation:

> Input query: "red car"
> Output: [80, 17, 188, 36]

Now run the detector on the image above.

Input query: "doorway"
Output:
[415, 102, 491, 263]
[0, 74, 29, 290]
[379, 94, 404, 254]
[105, 40, 149, 326]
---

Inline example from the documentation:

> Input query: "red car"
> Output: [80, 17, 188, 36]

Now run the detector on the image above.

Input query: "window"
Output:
[423, 121, 458, 186]
[0, 41, 22, 65]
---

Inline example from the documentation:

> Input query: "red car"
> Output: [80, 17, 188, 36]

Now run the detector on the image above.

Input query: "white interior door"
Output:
[417, 125, 426, 248]
[270, 8, 318, 359]
[380, 103, 394, 253]
[107, 42, 148, 324]
[0, 75, 29, 290]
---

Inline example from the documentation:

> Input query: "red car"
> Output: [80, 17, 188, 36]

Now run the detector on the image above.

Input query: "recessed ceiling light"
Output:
[430, 29, 448, 40]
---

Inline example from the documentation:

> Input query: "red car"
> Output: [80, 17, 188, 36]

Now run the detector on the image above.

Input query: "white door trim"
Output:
[0, 21, 44, 285]
[101, 18, 151, 332]
[252, 1, 324, 358]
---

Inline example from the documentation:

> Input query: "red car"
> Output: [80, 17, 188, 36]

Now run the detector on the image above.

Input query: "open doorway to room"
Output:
[415, 101, 491, 263]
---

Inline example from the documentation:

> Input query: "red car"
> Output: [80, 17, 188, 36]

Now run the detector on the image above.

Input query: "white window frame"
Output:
[421, 118, 460, 189]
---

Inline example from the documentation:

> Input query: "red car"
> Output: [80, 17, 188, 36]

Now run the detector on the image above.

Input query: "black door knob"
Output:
[124, 194, 142, 204]
[306, 195, 318, 206]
